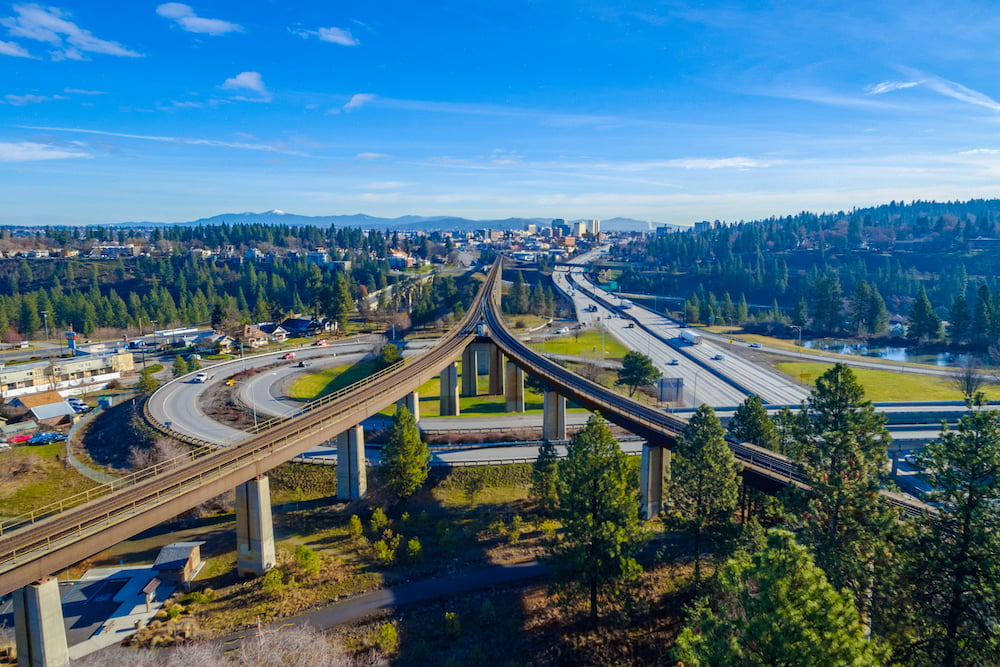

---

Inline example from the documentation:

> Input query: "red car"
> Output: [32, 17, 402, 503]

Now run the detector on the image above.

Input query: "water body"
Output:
[801, 339, 975, 367]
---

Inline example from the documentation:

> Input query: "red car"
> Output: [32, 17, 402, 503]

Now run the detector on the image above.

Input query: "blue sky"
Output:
[4, 1, 1000, 226]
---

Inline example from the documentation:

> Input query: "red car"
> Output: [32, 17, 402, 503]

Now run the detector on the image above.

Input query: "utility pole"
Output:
[41, 310, 49, 343]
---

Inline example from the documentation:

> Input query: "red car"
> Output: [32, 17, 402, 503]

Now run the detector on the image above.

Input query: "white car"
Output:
[555, 327, 569, 334]
[193, 372, 209, 383]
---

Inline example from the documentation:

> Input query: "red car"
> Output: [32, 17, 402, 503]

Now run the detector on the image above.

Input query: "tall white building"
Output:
[588, 219, 601, 235]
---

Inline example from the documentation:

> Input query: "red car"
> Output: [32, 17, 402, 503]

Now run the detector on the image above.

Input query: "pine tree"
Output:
[672, 405, 740, 583]
[729, 394, 779, 450]
[172, 355, 189, 378]
[948, 294, 971, 345]
[903, 394, 1000, 666]
[530, 439, 559, 513]
[382, 405, 429, 499]
[552, 415, 645, 621]
[615, 351, 661, 397]
[908, 287, 941, 342]
[676, 529, 886, 666]
[792, 363, 895, 618]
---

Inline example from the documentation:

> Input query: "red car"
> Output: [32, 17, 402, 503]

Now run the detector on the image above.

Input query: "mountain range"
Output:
[120, 210, 676, 232]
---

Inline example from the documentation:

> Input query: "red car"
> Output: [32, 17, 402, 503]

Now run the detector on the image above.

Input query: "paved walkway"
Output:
[220, 561, 547, 649]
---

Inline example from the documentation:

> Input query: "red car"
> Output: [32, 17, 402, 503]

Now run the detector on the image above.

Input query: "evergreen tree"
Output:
[672, 405, 740, 583]
[552, 415, 645, 621]
[382, 405, 429, 499]
[792, 363, 895, 618]
[729, 394, 779, 451]
[530, 439, 559, 513]
[947, 294, 971, 345]
[791, 294, 808, 328]
[902, 394, 1000, 667]
[810, 272, 843, 333]
[137, 368, 159, 395]
[971, 283, 992, 344]
[331, 272, 354, 331]
[172, 355, 189, 378]
[908, 287, 941, 342]
[676, 529, 885, 667]
[615, 351, 661, 397]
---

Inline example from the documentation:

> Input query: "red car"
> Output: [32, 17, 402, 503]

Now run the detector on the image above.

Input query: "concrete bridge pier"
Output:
[640, 445, 669, 519]
[461, 345, 479, 397]
[337, 425, 367, 500]
[505, 361, 525, 413]
[399, 391, 419, 424]
[542, 390, 566, 441]
[488, 344, 506, 395]
[13, 578, 69, 667]
[236, 475, 277, 577]
[440, 362, 460, 416]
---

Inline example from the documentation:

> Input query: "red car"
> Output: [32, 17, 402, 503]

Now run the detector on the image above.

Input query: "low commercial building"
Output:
[0, 351, 135, 400]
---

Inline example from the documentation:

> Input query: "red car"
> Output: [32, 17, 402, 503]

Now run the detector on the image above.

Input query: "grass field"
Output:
[287, 358, 382, 401]
[0, 442, 98, 518]
[528, 329, 629, 359]
[774, 362, 1000, 402]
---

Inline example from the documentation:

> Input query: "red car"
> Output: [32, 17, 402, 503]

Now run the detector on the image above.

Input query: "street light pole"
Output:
[790, 325, 802, 347]
[41, 311, 49, 343]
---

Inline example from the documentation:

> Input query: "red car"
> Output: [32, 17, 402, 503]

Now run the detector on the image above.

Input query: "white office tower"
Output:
[588, 219, 601, 235]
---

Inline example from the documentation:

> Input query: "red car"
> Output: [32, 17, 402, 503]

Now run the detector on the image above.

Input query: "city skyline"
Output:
[3, 1, 1000, 226]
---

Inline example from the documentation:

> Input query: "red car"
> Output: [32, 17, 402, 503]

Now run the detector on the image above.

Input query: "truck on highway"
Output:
[679, 329, 702, 345]
[619, 298, 633, 309]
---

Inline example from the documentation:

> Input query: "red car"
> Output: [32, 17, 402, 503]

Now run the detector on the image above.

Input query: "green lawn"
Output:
[0, 442, 98, 518]
[528, 329, 629, 359]
[287, 358, 383, 401]
[775, 362, 1000, 402]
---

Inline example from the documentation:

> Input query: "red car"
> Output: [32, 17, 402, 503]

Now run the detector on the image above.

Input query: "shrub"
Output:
[377, 623, 397, 653]
[369, 507, 389, 535]
[184, 590, 215, 605]
[166, 606, 181, 620]
[261, 568, 284, 595]
[372, 540, 395, 566]
[406, 537, 423, 562]
[539, 519, 559, 537]
[347, 514, 363, 537]
[294, 545, 321, 577]
[444, 611, 461, 640]
[508, 515, 524, 543]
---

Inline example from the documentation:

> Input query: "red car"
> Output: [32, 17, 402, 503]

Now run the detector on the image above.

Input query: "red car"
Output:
[282, 352, 296, 360]
[313, 340, 329, 347]
[7, 434, 31, 444]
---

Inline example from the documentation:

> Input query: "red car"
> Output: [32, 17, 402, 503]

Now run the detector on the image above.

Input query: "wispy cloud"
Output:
[4, 93, 49, 105]
[356, 152, 388, 160]
[664, 157, 772, 169]
[156, 3, 242, 36]
[0, 38, 33, 57]
[344, 93, 374, 112]
[17, 125, 319, 157]
[865, 80, 922, 95]
[64, 87, 106, 95]
[960, 148, 1000, 155]
[0, 140, 90, 162]
[0, 3, 142, 60]
[220, 71, 271, 102]
[292, 26, 359, 46]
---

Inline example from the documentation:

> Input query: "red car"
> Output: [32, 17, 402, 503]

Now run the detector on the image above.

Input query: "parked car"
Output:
[28, 432, 66, 445]
[7, 434, 32, 444]
[668, 359, 679, 365]
[627, 322, 636, 328]
[192, 372, 209, 383]
[282, 352, 296, 360]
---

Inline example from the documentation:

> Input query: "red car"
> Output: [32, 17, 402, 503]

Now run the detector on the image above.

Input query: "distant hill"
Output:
[117, 210, 675, 232]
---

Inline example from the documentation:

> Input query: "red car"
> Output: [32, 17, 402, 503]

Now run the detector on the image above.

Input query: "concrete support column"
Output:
[461, 346, 479, 397]
[505, 361, 525, 413]
[236, 475, 276, 577]
[337, 425, 367, 500]
[640, 445, 669, 519]
[13, 578, 69, 667]
[542, 390, 566, 441]
[399, 391, 419, 424]
[440, 362, 460, 416]
[488, 344, 506, 396]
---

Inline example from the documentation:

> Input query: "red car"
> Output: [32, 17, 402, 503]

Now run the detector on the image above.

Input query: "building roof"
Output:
[30, 402, 75, 421]
[11, 390, 66, 408]
[153, 541, 205, 571]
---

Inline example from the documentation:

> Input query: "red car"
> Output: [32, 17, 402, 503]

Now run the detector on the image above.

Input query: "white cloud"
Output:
[64, 87, 105, 95]
[0, 3, 142, 59]
[960, 148, 1000, 155]
[0, 141, 89, 161]
[155, 3, 242, 36]
[356, 152, 387, 160]
[344, 93, 374, 112]
[292, 26, 358, 46]
[17, 124, 318, 157]
[220, 71, 271, 102]
[923, 75, 1000, 112]
[4, 93, 49, 105]
[665, 157, 771, 169]
[0, 38, 33, 57]
[865, 80, 922, 95]
[361, 181, 411, 190]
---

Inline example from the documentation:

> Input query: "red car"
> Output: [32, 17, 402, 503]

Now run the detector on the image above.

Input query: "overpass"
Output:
[0, 257, 925, 665]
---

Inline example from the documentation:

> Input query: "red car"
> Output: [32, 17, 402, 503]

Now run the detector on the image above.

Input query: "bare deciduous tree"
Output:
[948, 357, 994, 398]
